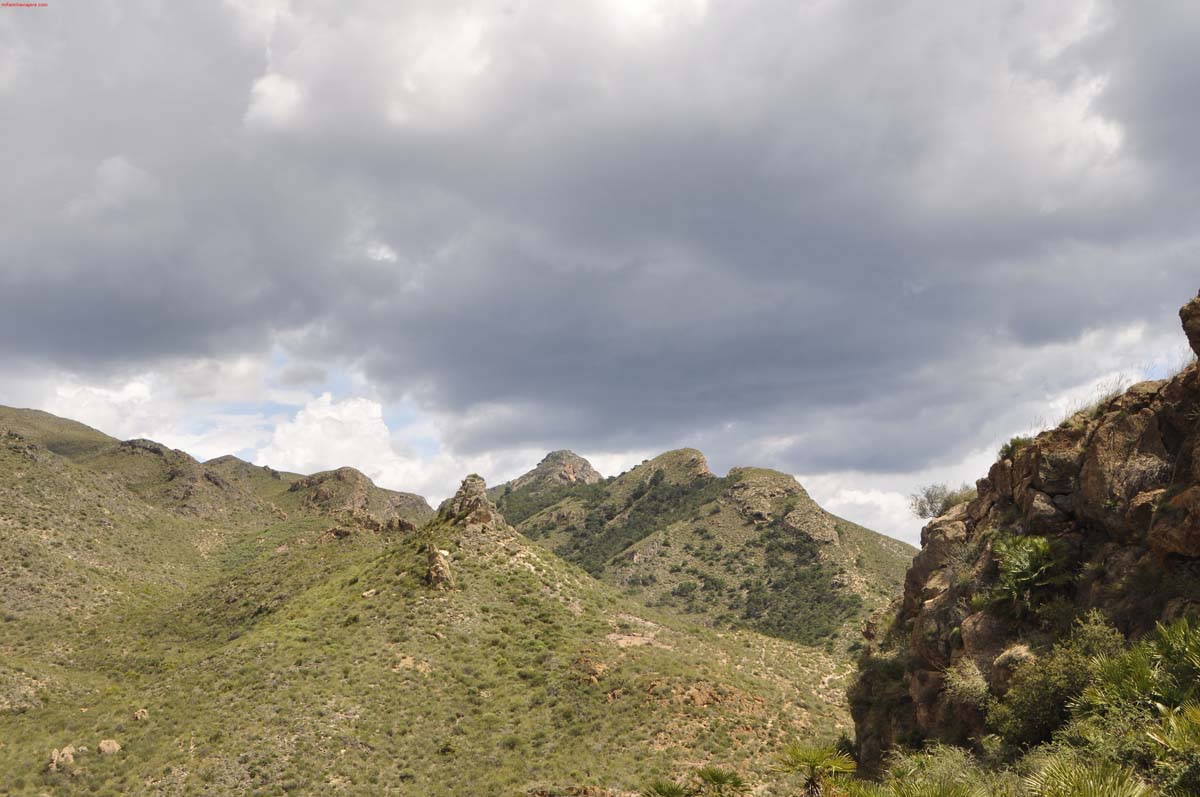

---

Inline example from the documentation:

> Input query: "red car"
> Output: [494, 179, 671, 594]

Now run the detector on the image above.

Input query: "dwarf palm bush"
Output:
[1147, 703, 1200, 794]
[693, 766, 749, 796]
[877, 745, 1014, 797]
[641, 781, 695, 797]
[640, 766, 749, 797]
[990, 535, 1070, 618]
[1025, 758, 1155, 797]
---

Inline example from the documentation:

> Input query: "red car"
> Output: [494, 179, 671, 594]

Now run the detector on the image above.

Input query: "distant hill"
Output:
[497, 448, 915, 648]
[488, 449, 602, 500]
[0, 406, 870, 795]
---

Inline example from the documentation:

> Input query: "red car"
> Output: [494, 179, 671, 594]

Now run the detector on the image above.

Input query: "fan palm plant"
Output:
[693, 766, 749, 796]
[774, 743, 857, 796]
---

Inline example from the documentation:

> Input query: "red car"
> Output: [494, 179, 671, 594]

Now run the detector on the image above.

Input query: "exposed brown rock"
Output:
[852, 292, 1200, 772]
[319, 526, 354, 542]
[98, 739, 121, 755]
[289, 467, 432, 527]
[1181, 290, 1200, 356]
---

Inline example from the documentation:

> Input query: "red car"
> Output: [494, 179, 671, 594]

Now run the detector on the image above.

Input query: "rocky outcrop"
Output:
[852, 293, 1200, 772]
[118, 438, 256, 515]
[1181, 290, 1200, 356]
[726, 467, 839, 545]
[289, 467, 431, 527]
[48, 745, 75, 772]
[426, 546, 454, 590]
[427, 475, 517, 589]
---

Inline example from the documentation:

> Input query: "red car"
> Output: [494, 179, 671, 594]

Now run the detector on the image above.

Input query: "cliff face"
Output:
[851, 292, 1200, 771]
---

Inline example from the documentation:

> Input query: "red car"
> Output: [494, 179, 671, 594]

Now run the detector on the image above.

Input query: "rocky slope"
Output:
[851, 292, 1200, 771]
[0, 409, 862, 795]
[503, 448, 915, 648]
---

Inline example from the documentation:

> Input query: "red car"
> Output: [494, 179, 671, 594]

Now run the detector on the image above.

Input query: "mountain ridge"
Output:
[0, 405, 890, 795]
[496, 447, 914, 649]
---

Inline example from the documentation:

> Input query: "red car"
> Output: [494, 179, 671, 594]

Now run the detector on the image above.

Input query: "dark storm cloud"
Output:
[1, 1, 1197, 476]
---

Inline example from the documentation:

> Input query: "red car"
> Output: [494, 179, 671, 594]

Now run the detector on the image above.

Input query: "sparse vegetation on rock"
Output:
[848, 292, 1200, 794]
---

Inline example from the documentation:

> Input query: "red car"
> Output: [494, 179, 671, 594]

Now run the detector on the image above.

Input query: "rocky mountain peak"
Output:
[537, 450, 602, 485]
[449, 473, 490, 515]
[444, 474, 509, 534]
[636, 448, 713, 482]
[490, 450, 602, 499]
[289, 466, 433, 526]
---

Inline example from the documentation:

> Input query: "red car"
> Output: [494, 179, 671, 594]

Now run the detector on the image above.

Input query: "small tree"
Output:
[909, 483, 976, 520]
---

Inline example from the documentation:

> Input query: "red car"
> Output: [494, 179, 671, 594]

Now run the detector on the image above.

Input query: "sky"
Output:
[1, 0, 1198, 544]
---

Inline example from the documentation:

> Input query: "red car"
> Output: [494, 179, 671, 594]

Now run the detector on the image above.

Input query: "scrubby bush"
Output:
[875, 745, 1020, 797]
[944, 659, 990, 710]
[998, 436, 1034, 462]
[1071, 618, 1200, 794]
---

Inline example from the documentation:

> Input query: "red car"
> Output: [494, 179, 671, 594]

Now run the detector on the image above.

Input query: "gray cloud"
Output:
[1, 0, 1198, 487]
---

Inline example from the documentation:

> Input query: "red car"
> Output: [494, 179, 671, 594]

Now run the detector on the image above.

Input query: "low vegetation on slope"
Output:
[0, 408, 860, 796]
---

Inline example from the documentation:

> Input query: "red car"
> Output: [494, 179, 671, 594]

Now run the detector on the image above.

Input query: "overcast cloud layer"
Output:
[2, 0, 1198, 542]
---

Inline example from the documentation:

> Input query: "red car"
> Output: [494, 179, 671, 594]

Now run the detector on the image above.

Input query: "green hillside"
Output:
[0, 407, 863, 796]
[500, 449, 915, 649]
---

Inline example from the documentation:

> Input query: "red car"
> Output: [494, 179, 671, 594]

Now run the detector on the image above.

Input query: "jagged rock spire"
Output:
[447, 474, 493, 520]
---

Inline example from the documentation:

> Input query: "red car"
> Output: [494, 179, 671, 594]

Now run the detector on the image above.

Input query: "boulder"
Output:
[426, 547, 454, 590]
[48, 745, 75, 772]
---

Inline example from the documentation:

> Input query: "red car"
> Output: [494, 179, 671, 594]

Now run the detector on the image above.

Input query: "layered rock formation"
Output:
[851, 292, 1200, 771]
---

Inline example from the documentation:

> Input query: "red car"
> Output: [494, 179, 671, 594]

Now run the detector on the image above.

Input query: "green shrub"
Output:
[998, 436, 1034, 462]
[988, 612, 1123, 750]
[877, 745, 1018, 797]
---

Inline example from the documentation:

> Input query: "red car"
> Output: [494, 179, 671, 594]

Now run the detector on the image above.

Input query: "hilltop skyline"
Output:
[3, 1, 1199, 542]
